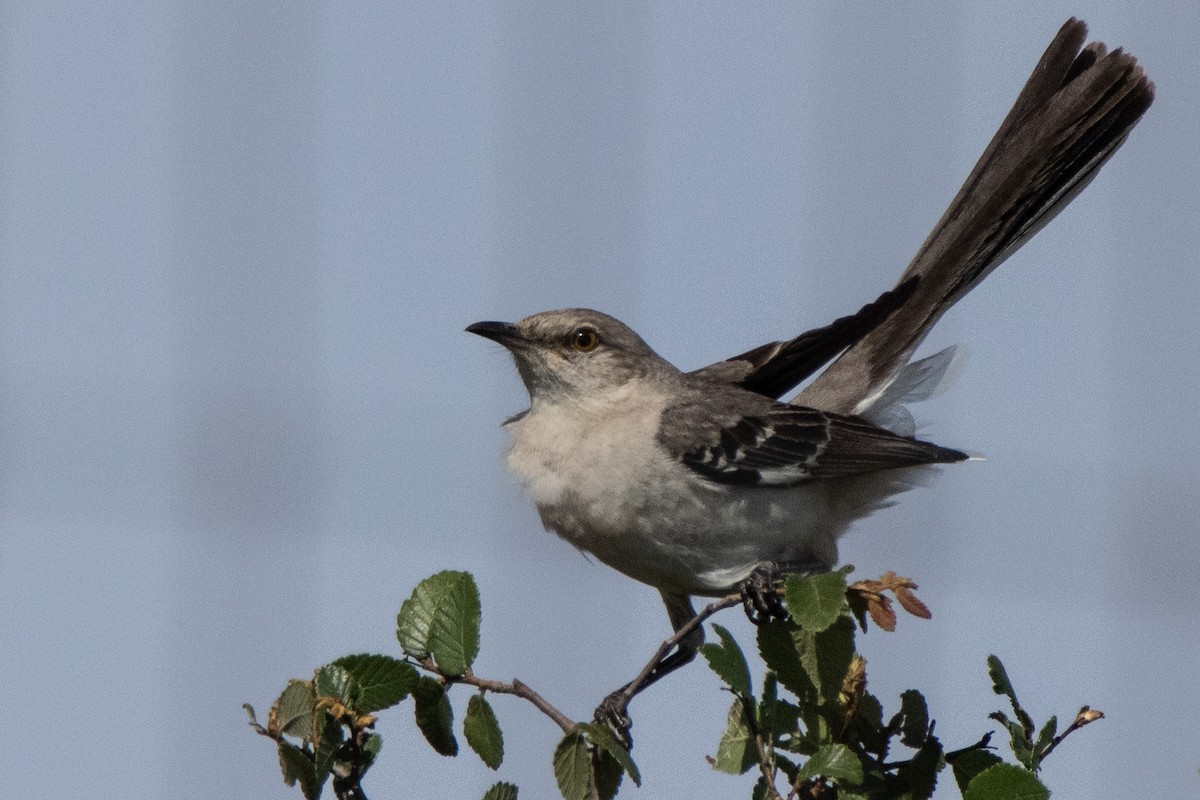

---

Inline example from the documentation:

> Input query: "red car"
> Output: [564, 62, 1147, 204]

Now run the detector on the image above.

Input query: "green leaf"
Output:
[330, 653, 419, 712]
[312, 710, 343, 788]
[712, 697, 757, 775]
[847, 691, 889, 757]
[799, 614, 856, 704]
[783, 571, 847, 632]
[1032, 715, 1057, 765]
[963, 763, 1049, 800]
[397, 570, 481, 675]
[798, 743, 864, 785]
[277, 740, 321, 800]
[362, 732, 382, 767]
[951, 749, 1004, 794]
[465, 694, 505, 770]
[757, 619, 814, 702]
[275, 680, 316, 740]
[986, 655, 1016, 702]
[428, 572, 482, 677]
[578, 723, 641, 786]
[482, 782, 519, 800]
[899, 689, 930, 747]
[898, 735, 942, 800]
[553, 731, 593, 800]
[591, 748, 624, 800]
[413, 676, 458, 756]
[314, 664, 353, 705]
[986, 655, 1035, 735]
[990, 711, 1034, 769]
[700, 624, 752, 697]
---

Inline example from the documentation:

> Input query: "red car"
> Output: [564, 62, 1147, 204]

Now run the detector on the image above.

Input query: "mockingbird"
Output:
[469, 19, 1152, 731]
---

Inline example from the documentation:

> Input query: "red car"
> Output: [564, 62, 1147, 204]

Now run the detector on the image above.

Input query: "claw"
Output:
[594, 691, 633, 750]
[740, 563, 788, 625]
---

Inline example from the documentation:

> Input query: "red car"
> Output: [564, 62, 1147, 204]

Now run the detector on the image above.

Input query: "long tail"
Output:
[796, 18, 1154, 415]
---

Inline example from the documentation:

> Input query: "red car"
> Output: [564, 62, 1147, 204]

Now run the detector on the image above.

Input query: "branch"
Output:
[416, 592, 744, 742]
[416, 658, 576, 734]
[1038, 706, 1104, 763]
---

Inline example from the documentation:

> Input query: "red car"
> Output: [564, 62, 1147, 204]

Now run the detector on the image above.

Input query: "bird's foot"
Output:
[594, 691, 633, 750]
[740, 563, 788, 625]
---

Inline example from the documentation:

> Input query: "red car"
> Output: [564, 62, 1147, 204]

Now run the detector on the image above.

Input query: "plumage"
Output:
[467, 19, 1154, 723]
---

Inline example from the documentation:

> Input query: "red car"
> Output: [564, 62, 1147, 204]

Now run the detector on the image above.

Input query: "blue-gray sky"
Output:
[2, 2, 1197, 798]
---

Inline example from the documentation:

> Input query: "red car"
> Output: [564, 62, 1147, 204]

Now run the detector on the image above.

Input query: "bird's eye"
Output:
[570, 328, 600, 352]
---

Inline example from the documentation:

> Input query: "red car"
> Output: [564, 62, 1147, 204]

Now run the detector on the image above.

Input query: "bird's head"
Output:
[467, 309, 673, 404]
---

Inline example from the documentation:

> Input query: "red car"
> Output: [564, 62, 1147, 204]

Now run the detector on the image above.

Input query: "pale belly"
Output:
[503, 395, 876, 596]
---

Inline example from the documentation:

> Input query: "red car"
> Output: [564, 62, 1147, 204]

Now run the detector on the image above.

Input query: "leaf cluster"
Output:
[700, 570, 1081, 800]
[248, 568, 1103, 800]
[246, 571, 511, 800]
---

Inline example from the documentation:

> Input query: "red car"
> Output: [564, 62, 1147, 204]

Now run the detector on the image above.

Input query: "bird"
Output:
[467, 19, 1153, 732]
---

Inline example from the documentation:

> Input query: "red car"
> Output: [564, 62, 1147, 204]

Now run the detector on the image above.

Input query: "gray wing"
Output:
[661, 403, 967, 487]
[689, 278, 918, 399]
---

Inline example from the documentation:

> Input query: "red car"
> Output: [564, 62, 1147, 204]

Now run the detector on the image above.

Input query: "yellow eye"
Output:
[571, 328, 599, 352]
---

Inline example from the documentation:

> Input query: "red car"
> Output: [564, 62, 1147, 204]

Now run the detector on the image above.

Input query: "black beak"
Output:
[466, 320, 522, 344]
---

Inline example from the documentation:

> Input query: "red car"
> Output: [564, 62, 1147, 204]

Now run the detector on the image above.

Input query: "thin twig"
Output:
[747, 700, 784, 800]
[416, 593, 743, 739]
[612, 593, 742, 706]
[1038, 706, 1103, 764]
[416, 658, 576, 734]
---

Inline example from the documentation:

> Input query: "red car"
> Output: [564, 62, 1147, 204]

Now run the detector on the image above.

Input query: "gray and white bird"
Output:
[468, 19, 1153, 722]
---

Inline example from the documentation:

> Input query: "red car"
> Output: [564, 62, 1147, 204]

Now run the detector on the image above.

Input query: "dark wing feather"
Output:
[676, 404, 967, 487]
[689, 278, 919, 399]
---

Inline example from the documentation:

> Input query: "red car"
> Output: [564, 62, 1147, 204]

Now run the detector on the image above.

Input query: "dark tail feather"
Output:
[797, 19, 1154, 414]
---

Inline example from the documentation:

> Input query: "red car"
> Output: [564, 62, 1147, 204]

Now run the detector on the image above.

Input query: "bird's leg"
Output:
[739, 562, 788, 624]
[594, 592, 703, 749]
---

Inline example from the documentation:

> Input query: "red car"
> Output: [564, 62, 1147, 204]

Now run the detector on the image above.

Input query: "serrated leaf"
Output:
[312, 710, 342, 787]
[1032, 715, 1057, 765]
[413, 676, 458, 756]
[314, 664, 353, 705]
[800, 615, 856, 704]
[951, 749, 1004, 793]
[397, 570, 479, 669]
[898, 735, 942, 800]
[848, 691, 889, 757]
[784, 572, 847, 632]
[553, 731, 592, 800]
[990, 712, 1034, 768]
[757, 619, 814, 702]
[592, 748, 624, 800]
[866, 595, 897, 632]
[712, 697, 757, 775]
[274, 680, 316, 739]
[331, 653, 419, 712]
[986, 655, 1017, 704]
[578, 723, 641, 786]
[963, 763, 1049, 800]
[362, 732, 382, 767]
[277, 740, 321, 800]
[895, 585, 931, 619]
[428, 572, 481, 677]
[482, 782, 519, 800]
[700, 623, 752, 697]
[900, 689, 930, 747]
[798, 743, 864, 785]
[465, 694, 505, 770]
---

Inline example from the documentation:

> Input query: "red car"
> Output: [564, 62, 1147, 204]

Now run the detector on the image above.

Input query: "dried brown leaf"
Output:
[867, 595, 897, 632]
[895, 586, 931, 619]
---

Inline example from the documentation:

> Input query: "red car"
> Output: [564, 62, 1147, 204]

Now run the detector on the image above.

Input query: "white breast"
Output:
[501, 381, 900, 596]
